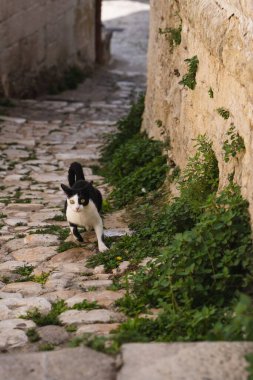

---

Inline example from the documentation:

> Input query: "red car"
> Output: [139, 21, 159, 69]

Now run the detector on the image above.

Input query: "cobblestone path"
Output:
[0, 3, 252, 380]
[0, 1, 148, 354]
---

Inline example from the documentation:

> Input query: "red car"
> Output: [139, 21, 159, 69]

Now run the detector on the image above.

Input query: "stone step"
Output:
[117, 342, 253, 380]
[0, 347, 116, 380]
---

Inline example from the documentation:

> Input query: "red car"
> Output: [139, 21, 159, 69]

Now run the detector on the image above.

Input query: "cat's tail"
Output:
[68, 162, 85, 186]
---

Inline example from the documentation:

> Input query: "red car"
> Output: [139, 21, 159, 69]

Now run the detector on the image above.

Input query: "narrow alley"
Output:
[0, 1, 149, 378]
[1, 1, 252, 379]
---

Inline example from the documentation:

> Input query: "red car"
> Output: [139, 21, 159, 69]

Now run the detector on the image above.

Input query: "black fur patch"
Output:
[61, 162, 103, 211]
[69, 222, 83, 242]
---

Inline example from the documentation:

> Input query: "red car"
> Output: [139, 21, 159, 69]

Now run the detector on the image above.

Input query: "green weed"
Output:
[208, 87, 214, 98]
[16, 233, 25, 238]
[94, 96, 253, 349]
[99, 95, 168, 208]
[102, 199, 113, 214]
[246, 354, 253, 380]
[15, 222, 27, 227]
[63, 66, 88, 90]
[110, 153, 167, 208]
[158, 23, 182, 51]
[222, 124, 245, 162]
[68, 336, 86, 348]
[7, 161, 18, 170]
[57, 241, 78, 253]
[217, 107, 230, 120]
[88, 286, 98, 292]
[0, 198, 10, 205]
[38, 343, 55, 351]
[68, 334, 120, 355]
[14, 265, 49, 284]
[210, 294, 253, 341]
[102, 134, 167, 208]
[32, 272, 50, 285]
[178, 134, 219, 210]
[111, 181, 253, 345]
[89, 136, 217, 272]
[112, 181, 252, 346]
[101, 94, 145, 161]
[71, 299, 100, 311]
[65, 324, 77, 333]
[51, 214, 66, 221]
[26, 328, 40, 343]
[48, 65, 90, 95]
[0, 276, 10, 284]
[30, 225, 68, 241]
[15, 199, 32, 204]
[21, 300, 68, 326]
[15, 265, 34, 277]
[105, 134, 165, 183]
[179, 56, 199, 90]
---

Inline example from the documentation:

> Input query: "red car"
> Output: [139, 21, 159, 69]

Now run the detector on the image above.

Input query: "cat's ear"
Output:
[61, 184, 73, 197]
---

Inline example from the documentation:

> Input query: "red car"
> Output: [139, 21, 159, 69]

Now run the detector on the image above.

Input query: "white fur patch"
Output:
[66, 199, 100, 229]
[66, 199, 108, 252]
[67, 194, 83, 213]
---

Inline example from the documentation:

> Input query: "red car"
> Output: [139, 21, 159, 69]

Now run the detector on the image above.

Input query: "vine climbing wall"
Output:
[143, 0, 253, 221]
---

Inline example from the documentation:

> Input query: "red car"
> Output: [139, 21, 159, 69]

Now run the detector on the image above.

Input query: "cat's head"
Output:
[61, 180, 91, 213]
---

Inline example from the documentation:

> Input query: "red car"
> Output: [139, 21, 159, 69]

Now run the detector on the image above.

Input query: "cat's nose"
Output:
[75, 207, 80, 212]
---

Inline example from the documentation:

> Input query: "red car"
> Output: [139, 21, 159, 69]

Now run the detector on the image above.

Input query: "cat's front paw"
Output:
[76, 236, 84, 243]
[98, 243, 108, 253]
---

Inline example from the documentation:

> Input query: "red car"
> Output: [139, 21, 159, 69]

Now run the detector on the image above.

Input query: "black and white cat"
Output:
[61, 162, 108, 252]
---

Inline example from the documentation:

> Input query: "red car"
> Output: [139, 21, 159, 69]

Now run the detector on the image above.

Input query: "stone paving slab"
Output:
[1, 282, 44, 297]
[59, 309, 124, 325]
[118, 342, 253, 380]
[11, 246, 58, 265]
[0, 347, 116, 380]
[76, 323, 120, 336]
[0, 329, 28, 350]
[80, 279, 113, 288]
[66, 290, 124, 308]
[37, 325, 69, 345]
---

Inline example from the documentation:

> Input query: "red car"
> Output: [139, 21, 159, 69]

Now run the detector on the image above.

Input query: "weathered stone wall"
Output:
[0, 0, 96, 97]
[143, 0, 253, 219]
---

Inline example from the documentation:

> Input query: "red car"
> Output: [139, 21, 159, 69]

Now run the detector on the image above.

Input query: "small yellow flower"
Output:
[116, 256, 122, 261]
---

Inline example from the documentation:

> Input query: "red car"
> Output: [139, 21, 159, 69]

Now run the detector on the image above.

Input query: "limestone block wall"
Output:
[143, 0, 253, 220]
[0, 0, 96, 97]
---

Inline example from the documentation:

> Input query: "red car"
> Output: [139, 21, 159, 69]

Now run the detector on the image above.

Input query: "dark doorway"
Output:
[95, 0, 102, 63]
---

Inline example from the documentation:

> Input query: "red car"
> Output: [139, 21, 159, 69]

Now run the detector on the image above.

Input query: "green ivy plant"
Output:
[222, 124, 245, 162]
[208, 87, 214, 98]
[178, 134, 219, 210]
[217, 107, 230, 120]
[158, 22, 182, 52]
[179, 56, 199, 90]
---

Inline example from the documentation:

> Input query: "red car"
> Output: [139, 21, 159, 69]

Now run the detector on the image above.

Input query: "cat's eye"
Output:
[80, 199, 85, 204]
[70, 199, 75, 204]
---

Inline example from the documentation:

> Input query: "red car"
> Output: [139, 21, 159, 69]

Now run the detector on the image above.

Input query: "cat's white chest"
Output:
[66, 200, 100, 228]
